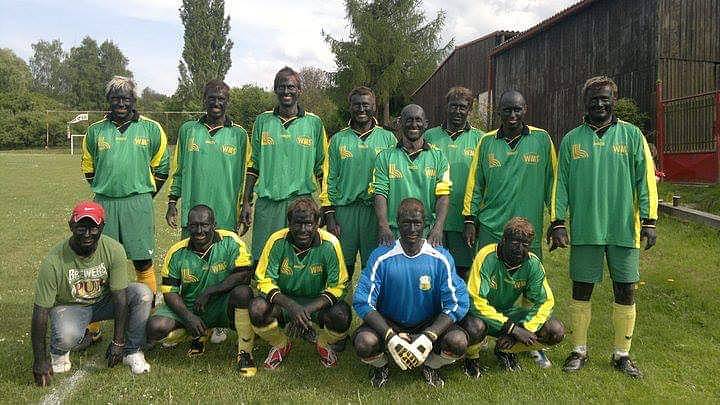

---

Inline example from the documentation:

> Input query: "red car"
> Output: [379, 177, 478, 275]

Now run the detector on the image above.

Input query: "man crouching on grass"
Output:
[31, 202, 152, 387]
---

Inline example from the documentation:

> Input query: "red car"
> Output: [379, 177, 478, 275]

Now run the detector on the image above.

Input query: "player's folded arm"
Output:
[160, 276, 181, 294]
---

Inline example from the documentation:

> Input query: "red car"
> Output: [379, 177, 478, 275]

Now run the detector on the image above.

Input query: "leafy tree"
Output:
[226, 84, 275, 129]
[0, 48, 32, 93]
[324, 0, 452, 125]
[299, 67, 344, 135]
[137, 87, 169, 111]
[176, 0, 233, 104]
[615, 98, 650, 133]
[29, 39, 66, 96]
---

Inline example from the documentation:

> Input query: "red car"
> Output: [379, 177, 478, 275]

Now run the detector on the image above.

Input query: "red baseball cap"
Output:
[70, 201, 105, 225]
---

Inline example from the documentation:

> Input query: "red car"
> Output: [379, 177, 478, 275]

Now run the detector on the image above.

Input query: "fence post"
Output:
[715, 90, 720, 183]
[655, 81, 665, 172]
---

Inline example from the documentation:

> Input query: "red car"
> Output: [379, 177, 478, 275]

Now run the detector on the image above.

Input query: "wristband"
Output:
[641, 224, 656, 228]
[505, 322, 516, 335]
[167, 200, 177, 206]
[111, 340, 125, 347]
[423, 330, 438, 342]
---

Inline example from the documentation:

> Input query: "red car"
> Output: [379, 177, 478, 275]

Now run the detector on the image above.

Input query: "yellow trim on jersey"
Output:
[319, 128, 331, 207]
[641, 135, 659, 220]
[462, 133, 494, 216]
[467, 244, 509, 325]
[216, 229, 252, 267]
[319, 229, 348, 298]
[255, 228, 291, 295]
[80, 134, 94, 174]
[435, 168, 452, 196]
[142, 115, 168, 169]
[161, 238, 191, 293]
[547, 132, 558, 213]
[168, 134, 181, 191]
[524, 274, 555, 333]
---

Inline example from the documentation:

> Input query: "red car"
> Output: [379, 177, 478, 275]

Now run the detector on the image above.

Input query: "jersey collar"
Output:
[442, 121, 471, 139]
[583, 114, 618, 136]
[199, 114, 233, 128]
[496, 124, 529, 139]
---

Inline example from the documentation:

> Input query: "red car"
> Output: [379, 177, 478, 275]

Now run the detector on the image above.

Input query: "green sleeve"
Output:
[150, 122, 170, 176]
[551, 137, 571, 221]
[544, 133, 558, 210]
[520, 261, 554, 332]
[248, 116, 261, 172]
[314, 119, 328, 177]
[466, 254, 508, 330]
[462, 138, 486, 217]
[323, 239, 348, 299]
[255, 240, 282, 295]
[435, 151, 451, 196]
[168, 125, 186, 198]
[34, 258, 58, 309]
[108, 241, 129, 291]
[80, 126, 96, 175]
[324, 136, 340, 206]
[633, 130, 659, 220]
[368, 151, 389, 197]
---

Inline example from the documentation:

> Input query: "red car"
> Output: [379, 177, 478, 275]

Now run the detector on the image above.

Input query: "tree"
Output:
[299, 67, 343, 134]
[176, 0, 233, 104]
[137, 87, 169, 111]
[615, 98, 650, 133]
[29, 39, 66, 96]
[226, 84, 275, 129]
[324, 0, 452, 125]
[0, 48, 32, 93]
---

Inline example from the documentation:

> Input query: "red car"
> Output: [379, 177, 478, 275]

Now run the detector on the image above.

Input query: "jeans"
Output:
[49, 282, 152, 355]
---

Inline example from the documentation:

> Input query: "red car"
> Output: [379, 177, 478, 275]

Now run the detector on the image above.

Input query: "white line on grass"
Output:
[40, 361, 94, 405]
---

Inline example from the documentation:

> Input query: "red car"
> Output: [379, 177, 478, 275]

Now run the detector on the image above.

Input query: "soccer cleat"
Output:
[464, 357, 484, 379]
[210, 328, 228, 344]
[316, 343, 338, 368]
[529, 350, 553, 369]
[612, 355, 643, 378]
[494, 347, 521, 371]
[263, 341, 292, 370]
[123, 351, 151, 374]
[236, 351, 257, 377]
[369, 365, 390, 388]
[562, 351, 589, 373]
[75, 328, 103, 352]
[50, 352, 72, 374]
[421, 365, 445, 388]
[187, 338, 206, 357]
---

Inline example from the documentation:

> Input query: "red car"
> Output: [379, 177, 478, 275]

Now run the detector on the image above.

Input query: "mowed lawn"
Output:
[0, 151, 718, 403]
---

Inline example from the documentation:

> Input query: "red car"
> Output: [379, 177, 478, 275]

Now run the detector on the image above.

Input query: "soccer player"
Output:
[250, 197, 351, 370]
[147, 205, 257, 376]
[425, 87, 484, 279]
[461, 217, 564, 376]
[321, 86, 396, 279]
[238, 67, 328, 261]
[353, 198, 469, 388]
[548, 76, 658, 378]
[31, 202, 152, 386]
[370, 104, 451, 247]
[166, 80, 250, 237]
[462, 90, 556, 261]
[81, 76, 169, 300]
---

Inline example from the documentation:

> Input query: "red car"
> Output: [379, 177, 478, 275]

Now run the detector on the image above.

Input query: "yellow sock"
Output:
[252, 320, 288, 348]
[317, 327, 346, 347]
[87, 322, 101, 334]
[234, 308, 254, 353]
[466, 336, 488, 359]
[136, 266, 157, 294]
[612, 303, 636, 354]
[569, 299, 592, 350]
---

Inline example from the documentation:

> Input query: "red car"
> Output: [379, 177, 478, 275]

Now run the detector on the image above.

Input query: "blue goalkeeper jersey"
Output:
[353, 240, 469, 328]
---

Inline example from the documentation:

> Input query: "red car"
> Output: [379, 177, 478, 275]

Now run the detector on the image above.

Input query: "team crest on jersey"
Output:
[261, 132, 275, 146]
[612, 144, 628, 155]
[489, 275, 498, 290]
[181, 268, 199, 283]
[522, 153, 540, 164]
[134, 137, 149, 147]
[572, 144, 589, 159]
[221, 144, 237, 155]
[424, 167, 437, 178]
[514, 280, 527, 290]
[296, 136, 313, 147]
[464, 148, 475, 157]
[188, 138, 199, 152]
[419, 275, 432, 291]
[487, 153, 501, 168]
[310, 264, 323, 275]
[209, 262, 227, 273]
[339, 145, 353, 159]
[280, 259, 293, 275]
[389, 164, 403, 179]
[97, 136, 111, 151]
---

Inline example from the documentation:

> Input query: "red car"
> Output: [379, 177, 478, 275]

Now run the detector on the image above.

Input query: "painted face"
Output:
[498, 93, 526, 132]
[401, 106, 427, 142]
[447, 97, 470, 129]
[349, 94, 376, 126]
[499, 232, 531, 267]
[274, 75, 301, 109]
[69, 218, 104, 255]
[204, 88, 229, 122]
[584, 85, 615, 124]
[398, 209, 425, 247]
[107, 88, 136, 121]
[288, 210, 318, 250]
[187, 209, 216, 251]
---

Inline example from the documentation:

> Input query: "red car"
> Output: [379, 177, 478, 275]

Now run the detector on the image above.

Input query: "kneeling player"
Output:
[462, 217, 564, 376]
[250, 197, 351, 370]
[146, 205, 256, 376]
[353, 198, 469, 388]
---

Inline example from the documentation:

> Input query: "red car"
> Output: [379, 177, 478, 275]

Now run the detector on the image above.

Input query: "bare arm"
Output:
[427, 195, 449, 246]
[31, 305, 52, 386]
[374, 194, 394, 246]
[238, 174, 258, 236]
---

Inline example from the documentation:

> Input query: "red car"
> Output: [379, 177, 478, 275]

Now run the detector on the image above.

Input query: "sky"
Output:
[0, 0, 578, 96]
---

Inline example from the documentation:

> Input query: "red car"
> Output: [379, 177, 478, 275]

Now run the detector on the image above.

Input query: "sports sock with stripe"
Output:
[612, 302, 636, 355]
[234, 308, 254, 353]
[569, 299, 591, 353]
[136, 266, 157, 294]
[252, 320, 289, 348]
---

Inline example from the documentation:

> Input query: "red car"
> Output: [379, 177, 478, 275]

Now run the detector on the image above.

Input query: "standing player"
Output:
[461, 217, 564, 376]
[238, 67, 328, 261]
[321, 86, 396, 280]
[353, 198, 469, 388]
[166, 80, 250, 237]
[425, 87, 484, 279]
[370, 104, 451, 247]
[81, 76, 169, 299]
[548, 76, 658, 378]
[250, 198, 351, 370]
[147, 205, 256, 376]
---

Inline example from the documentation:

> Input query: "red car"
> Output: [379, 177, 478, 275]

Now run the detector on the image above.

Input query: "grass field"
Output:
[657, 181, 720, 216]
[1, 150, 719, 403]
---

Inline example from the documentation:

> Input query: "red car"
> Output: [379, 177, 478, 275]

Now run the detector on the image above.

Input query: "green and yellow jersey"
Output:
[81, 114, 169, 197]
[255, 228, 347, 301]
[552, 119, 658, 248]
[247, 108, 327, 201]
[168, 117, 251, 231]
[425, 124, 484, 232]
[463, 126, 556, 250]
[160, 229, 251, 308]
[467, 244, 554, 332]
[369, 142, 451, 229]
[320, 124, 397, 208]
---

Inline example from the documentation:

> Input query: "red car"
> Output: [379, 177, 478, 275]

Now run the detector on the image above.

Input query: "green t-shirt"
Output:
[168, 118, 250, 230]
[552, 119, 658, 248]
[467, 244, 554, 332]
[425, 125, 484, 232]
[34, 235, 129, 308]
[463, 126, 556, 249]
[255, 229, 348, 300]
[160, 229, 252, 308]
[81, 115, 170, 197]
[248, 109, 327, 201]
[320, 125, 397, 208]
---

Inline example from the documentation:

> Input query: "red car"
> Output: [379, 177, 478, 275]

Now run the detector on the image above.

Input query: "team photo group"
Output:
[30, 64, 658, 389]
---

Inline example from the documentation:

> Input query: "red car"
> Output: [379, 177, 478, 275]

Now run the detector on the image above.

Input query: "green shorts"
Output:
[96, 193, 155, 260]
[334, 203, 378, 270]
[476, 307, 533, 337]
[252, 196, 308, 260]
[152, 293, 232, 329]
[476, 227, 542, 260]
[443, 231, 474, 268]
[569, 245, 640, 283]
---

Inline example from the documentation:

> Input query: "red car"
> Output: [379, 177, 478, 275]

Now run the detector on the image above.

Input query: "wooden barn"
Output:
[411, 31, 517, 126]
